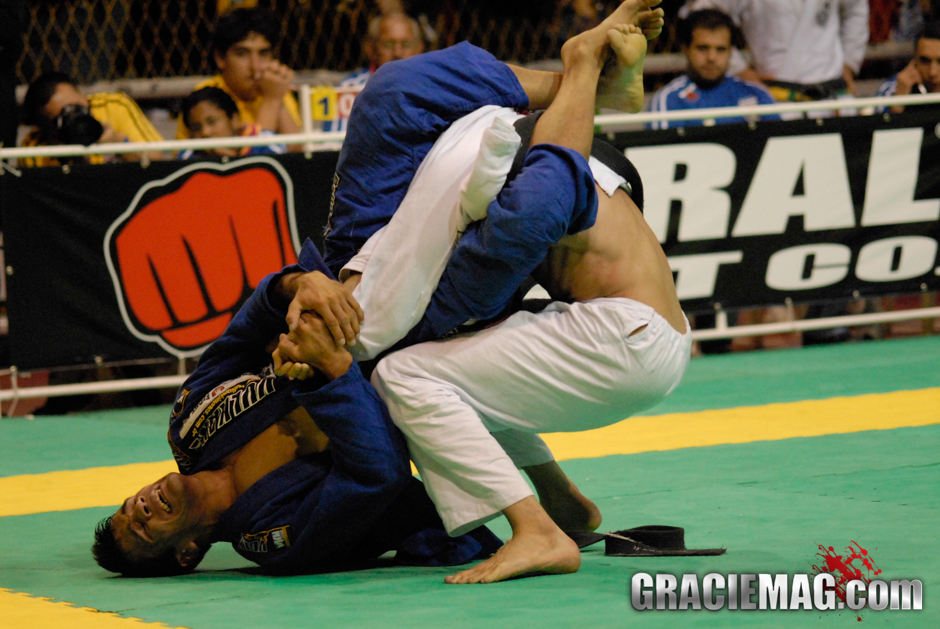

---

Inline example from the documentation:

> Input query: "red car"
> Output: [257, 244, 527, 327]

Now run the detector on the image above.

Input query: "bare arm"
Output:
[255, 61, 299, 133]
[889, 60, 924, 114]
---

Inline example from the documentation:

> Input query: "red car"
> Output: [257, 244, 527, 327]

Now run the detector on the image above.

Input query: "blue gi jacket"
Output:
[646, 74, 780, 129]
[168, 240, 500, 573]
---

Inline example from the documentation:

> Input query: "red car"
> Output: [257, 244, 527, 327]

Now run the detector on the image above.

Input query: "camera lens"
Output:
[57, 105, 104, 146]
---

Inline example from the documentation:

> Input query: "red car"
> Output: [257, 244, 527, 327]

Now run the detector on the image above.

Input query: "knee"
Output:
[371, 354, 421, 414]
[372, 353, 450, 431]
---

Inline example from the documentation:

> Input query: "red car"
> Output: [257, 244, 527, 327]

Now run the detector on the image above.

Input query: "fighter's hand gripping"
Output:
[284, 271, 363, 347]
[273, 312, 353, 381]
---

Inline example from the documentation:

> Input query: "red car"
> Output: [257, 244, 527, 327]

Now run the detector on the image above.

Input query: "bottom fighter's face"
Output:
[110, 473, 198, 561]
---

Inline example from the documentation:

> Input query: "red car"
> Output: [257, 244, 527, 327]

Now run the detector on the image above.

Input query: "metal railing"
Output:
[1, 92, 938, 410]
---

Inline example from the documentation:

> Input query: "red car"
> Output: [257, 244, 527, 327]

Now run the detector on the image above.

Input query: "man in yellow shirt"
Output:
[176, 8, 301, 144]
[20, 72, 164, 167]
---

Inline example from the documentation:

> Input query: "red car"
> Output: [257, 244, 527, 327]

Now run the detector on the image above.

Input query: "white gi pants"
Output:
[373, 299, 691, 536]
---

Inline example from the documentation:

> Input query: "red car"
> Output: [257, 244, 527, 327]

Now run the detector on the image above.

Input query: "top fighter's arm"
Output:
[281, 271, 363, 348]
[355, 27, 648, 352]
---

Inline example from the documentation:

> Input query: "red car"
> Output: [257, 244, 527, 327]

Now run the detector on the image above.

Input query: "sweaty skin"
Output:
[534, 185, 686, 335]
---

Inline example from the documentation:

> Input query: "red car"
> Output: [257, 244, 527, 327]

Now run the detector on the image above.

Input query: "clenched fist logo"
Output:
[105, 158, 299, 357]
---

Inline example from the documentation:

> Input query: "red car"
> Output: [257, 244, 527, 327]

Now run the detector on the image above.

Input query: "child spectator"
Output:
[176, 8, 301, 143]
[178, 87, 286, 159]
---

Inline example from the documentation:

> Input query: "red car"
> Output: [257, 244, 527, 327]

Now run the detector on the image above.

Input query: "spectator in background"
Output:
[366, 0, 438, 44]
[0, 0, 25, 150]
[870, 0, 927, 44]
[177, 87, 286, 160]
[681, 0, 869, 113]
[876, 21, 940, 113]
[646, 9, 778, 129]
[19, 72, 164, 167]
[322, 12, 425, 133]
[176, 8, 301, 143]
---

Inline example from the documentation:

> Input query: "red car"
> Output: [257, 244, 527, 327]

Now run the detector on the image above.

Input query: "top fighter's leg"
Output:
[442, 22, 649, 586]
[308, 4, 660, 344]
[391, 16, 651, 350]
[323, 42, 530, 275]
[323, 25, 658, 276]
[524, 461, 603, 533]
[508, 0, 661, 113]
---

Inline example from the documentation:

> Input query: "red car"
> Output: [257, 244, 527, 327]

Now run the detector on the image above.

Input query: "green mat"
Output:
[1, 337, 937, 628]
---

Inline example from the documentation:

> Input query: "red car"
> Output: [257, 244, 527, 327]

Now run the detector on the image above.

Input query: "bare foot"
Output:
[597, 23, 648, 112]
[559, 0, 657, 72]
[600, 0, 662, 33]
[445, 496, 582, 584]
[444, 528, 581, 584]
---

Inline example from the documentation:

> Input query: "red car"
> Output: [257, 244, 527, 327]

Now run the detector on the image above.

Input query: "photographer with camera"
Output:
[20, 72, 164, 167]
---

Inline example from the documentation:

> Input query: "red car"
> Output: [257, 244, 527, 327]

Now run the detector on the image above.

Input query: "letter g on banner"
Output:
[104, 158, 300, 358]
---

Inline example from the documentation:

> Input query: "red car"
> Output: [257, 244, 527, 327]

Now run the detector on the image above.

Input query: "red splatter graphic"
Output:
[811, 541, 881, 622]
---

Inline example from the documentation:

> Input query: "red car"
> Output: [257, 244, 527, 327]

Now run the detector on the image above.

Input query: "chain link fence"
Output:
[14, 0, 684, 86]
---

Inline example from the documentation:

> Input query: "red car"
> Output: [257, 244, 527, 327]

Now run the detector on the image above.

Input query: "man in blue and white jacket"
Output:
[876, 21, 940, 114]
[646, 9, 778, 129]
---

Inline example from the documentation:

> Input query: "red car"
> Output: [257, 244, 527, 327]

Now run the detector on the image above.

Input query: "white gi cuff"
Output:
[458, 114, 521, 226]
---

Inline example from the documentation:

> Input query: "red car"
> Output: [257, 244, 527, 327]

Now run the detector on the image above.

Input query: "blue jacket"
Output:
[168, 239, 500, 573]
[323, 42, 530, 276]
[647, 74, 779, 129]
[874, 75, 940, 114]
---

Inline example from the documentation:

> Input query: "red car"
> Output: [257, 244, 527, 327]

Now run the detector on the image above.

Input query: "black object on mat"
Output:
[567, 525, 726, 556]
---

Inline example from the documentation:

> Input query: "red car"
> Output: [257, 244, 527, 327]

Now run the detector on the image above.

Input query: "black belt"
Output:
[568, 525, 726, 557]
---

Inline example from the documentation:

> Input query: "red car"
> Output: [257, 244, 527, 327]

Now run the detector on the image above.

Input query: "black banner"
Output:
[1, 113, 939, 369]
[1, 153, 336, 369]
[613, 111, 940, 313]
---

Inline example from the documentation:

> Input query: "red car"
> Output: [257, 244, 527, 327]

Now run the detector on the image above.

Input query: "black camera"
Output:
[55, 104, 104, 146]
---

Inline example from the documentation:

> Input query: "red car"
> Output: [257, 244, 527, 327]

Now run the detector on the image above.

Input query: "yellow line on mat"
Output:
[541, 387, 940, 461]
[0, 588, 188, 629]
[1, 388, 937, 518]
[0, 460, 178, 518]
